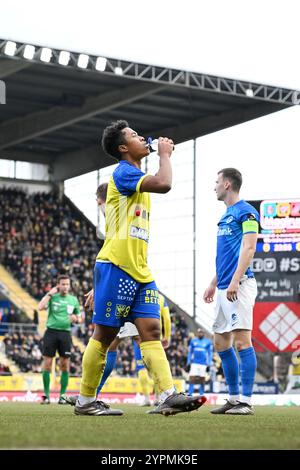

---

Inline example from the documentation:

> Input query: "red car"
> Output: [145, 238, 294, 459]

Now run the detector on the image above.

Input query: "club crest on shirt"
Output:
[226, 216, 234, 224]
[115, 304, 130, 318]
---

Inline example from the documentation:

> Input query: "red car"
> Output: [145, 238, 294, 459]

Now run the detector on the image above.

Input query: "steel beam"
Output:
[0, 58, 31, 79]
[51, 146, 114, 182]
[0, 81, 165, 150]
[50, 101, 285, 181]
[0, 149, 52, 164]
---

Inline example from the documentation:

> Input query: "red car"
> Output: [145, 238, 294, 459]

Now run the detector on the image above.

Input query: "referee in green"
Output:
[38, 274, 81, 404]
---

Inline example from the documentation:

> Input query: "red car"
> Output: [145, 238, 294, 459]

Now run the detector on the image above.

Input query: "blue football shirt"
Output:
[216, 200, 259, 289]
[187, 337, 213, 365]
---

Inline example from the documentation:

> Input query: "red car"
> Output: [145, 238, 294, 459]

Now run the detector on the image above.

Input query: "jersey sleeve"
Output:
[113, 164, 147, 196]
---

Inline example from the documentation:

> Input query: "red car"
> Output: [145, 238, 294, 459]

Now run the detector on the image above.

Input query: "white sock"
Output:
[159, 387, 176, 403]
[229, 395, 240, 404]
[78, 394, 96, 406]
[240, 395, 251, 405]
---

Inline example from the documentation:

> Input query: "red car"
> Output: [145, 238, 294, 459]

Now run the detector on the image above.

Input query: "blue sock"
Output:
[238, 347, 257, 400]
[133, 340, 145, 373]
[198, 383, 204, 395]
[188, 383, 195, 395]
[218, 347, 240, 397]
[96, 351, 117, 397]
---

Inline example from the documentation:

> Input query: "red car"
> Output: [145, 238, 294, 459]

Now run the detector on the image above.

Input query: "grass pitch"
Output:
[0, 403, 299, 450]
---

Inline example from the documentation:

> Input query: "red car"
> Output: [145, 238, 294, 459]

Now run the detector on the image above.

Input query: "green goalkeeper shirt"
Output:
[46, 293, 80, 331]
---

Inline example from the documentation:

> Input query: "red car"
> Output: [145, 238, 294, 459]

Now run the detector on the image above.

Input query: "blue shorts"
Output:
[92, 262, 160, 328]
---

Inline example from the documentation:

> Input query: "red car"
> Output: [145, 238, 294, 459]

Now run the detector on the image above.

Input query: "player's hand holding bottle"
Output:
[157, 137, 174, 158]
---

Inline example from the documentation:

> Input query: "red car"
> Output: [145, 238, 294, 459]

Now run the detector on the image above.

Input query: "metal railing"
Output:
[0, 279, 36, 318]
[0, 322, 38, 335]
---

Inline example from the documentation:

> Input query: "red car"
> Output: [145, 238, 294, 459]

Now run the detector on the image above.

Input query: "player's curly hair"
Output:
[101, 120, 128, 160]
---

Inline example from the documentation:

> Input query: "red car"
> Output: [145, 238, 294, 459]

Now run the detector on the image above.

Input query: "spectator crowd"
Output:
[0, 362, 11, 375]
[1, 313, 192, 378]
[2, 331, 83, 376]
[0, 188, 101, 317]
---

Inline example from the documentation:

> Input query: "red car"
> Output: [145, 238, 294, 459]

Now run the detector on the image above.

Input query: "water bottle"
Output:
[147, 137, 175, 152]
[147, 137, 159, 152]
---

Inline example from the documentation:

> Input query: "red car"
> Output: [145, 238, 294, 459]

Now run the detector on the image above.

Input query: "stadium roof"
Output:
[0, 39, 299, 182]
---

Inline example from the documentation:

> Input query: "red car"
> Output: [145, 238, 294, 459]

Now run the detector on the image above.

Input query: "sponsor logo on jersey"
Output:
[217, 227, 233, 236]
[130, 225, 149, 242]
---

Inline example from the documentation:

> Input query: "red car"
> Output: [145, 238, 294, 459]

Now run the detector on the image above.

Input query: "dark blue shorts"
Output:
[92, 262, 160, 328]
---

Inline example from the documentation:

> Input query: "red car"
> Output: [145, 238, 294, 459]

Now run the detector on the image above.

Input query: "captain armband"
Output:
[242, 219, 258, 234]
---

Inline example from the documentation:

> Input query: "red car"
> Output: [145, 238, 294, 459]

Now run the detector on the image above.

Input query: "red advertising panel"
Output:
[253, 302, 300, 352]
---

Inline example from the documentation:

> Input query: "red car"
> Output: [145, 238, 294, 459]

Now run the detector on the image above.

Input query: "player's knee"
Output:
[153, 327, 161, 341]
[92, 324, 117, 346]
[43, 358, 52, 371]
[214, 333, 232, 352]
[60, 359, 69, 372]
[214, 339, 228, 352]
[144, 328, 160, 341]
[151, 323, 161, 340]
[136, 319, 161, 342]
[235, 339, 252, 351]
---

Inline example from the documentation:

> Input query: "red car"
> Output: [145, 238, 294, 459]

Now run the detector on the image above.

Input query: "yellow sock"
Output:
[140, 341, 174, 394]
[138, 368, 152, 397]
[80, 338, 108, 397]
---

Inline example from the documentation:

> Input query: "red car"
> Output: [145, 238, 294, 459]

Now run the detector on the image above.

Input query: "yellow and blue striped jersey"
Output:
[97, 160, 153, 283]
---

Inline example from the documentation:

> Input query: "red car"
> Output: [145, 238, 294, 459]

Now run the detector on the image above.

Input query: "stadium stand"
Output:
[3, 332, 43, 373]
[2, 331, 84, 376]
[0, 188, 100, 318]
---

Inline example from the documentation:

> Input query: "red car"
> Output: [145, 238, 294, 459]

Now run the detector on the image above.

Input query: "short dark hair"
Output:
[101, 120, 128, 161]
[96, 183, 108, 202]
[218, 168, 242, 192]
[58, 274, 70, 283]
